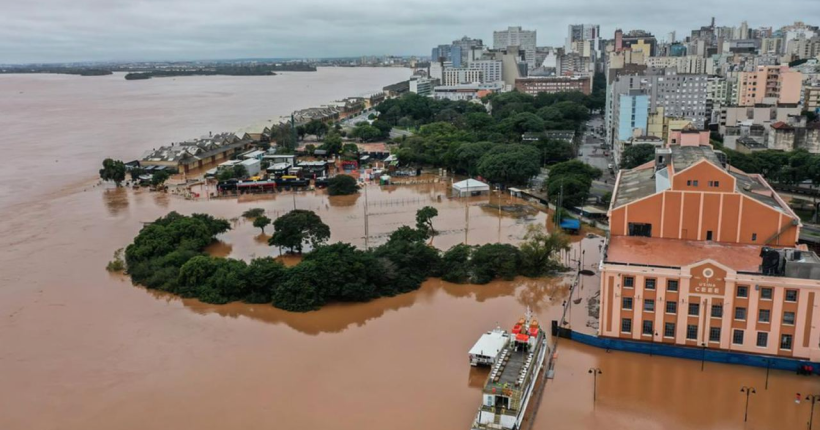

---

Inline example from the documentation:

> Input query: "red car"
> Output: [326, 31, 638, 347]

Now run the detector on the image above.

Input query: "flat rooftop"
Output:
[606, 236, 763, 272]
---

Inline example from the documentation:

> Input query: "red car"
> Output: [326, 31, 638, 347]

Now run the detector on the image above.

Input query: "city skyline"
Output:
[3, 0, 820, 64]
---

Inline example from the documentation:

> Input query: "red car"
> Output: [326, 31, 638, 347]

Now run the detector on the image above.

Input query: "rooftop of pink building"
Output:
[605, 236, 764, 272]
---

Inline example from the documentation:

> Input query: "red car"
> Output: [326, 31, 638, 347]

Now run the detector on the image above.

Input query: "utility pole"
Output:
[497, 188, 502, 243]
[464, 180, 470, 244]
[364, 183, 370, 250]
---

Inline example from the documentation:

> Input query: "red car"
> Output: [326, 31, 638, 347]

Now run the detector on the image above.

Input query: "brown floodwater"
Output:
[1, 72, 817, 430]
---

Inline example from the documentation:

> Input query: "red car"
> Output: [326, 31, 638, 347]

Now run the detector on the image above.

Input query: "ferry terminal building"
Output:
[598, 139, 820, 363]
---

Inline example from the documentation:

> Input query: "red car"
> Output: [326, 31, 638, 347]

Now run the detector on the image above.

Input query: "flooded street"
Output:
[0, 72, 816, 430]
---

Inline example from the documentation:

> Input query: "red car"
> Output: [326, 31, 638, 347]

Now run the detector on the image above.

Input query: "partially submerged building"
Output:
[140, 133, 254, 173]
[598, 139, 820, 363]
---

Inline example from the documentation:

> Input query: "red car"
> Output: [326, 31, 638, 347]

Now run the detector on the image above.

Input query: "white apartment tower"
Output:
[493, 26, 537, 70]
[468, 60, 503, 84]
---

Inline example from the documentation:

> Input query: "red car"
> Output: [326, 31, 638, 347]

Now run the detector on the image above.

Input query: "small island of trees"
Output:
[121, 208, 571, 312]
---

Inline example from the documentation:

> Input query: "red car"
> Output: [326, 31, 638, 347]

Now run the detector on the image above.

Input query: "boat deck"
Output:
[495, 348, 527, 386]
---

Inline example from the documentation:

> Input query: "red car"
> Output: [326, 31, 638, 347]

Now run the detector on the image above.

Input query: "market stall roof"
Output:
[452, 178, 490, 191]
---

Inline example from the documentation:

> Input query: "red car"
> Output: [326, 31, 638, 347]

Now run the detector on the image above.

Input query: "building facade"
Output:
[493, 26, 537, 71]
[514, 75, 591, 96]
[600, 143, 820, 362]
[443, 68, 483, 86]
[468, 60, 503, 83]
[736, 65, 803, 106]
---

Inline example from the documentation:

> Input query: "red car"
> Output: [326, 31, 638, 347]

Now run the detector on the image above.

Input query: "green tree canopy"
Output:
[477, 144, 541, 185]
[151, 170, 170, 187]
[321, 131, 343, 155]
[455, 141, 497, 175]
[415, 206, 439, 237]
[470, 243, 522, 284]
[327, 174, 359, 196]
[253, 215, 271, 234]
[100, 158, 127, 186]
[269, 210, 331, 253]
[518, 225, 570, 277]
[620, 144, 656, 170]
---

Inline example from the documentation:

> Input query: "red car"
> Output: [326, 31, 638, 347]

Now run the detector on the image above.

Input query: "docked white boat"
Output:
[471, 310, 549, 430]
[469, 327, 510, 367]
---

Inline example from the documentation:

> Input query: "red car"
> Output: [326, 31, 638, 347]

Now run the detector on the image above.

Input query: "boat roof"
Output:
[469, 330, 509, 357]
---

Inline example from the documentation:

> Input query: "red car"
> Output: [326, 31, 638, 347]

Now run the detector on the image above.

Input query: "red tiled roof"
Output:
[771, 121, 793, 130]
[606, 236, 763, 272]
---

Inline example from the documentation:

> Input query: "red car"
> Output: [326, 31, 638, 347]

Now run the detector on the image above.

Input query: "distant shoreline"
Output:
[1, 63, 318, 79]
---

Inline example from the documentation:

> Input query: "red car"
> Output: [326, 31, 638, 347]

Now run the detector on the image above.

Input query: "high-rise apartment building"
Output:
[736, 65, 803, 106]
[607, 69, 709, 147]
[566, 24, 600, 55]
[493, 26, 537, 70]
[451, 36, 484, 68]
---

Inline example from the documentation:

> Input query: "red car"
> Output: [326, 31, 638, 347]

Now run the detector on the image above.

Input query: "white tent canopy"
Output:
[452, 178, 490, 197]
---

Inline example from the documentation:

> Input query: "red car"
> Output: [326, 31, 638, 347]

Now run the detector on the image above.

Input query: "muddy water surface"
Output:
[0, 73, 817, 430]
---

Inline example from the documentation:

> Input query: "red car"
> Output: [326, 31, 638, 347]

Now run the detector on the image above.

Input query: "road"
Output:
[340, 108, 377, 128]
[577, 114, 615, 203]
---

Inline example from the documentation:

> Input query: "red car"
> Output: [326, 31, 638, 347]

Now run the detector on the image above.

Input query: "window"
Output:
[783, 311, 795, 325]
[622, 297, 633, 310]
[757, 332, 768, 347]
[706, 230, 713, 241]
[666, 301, 677, 314]
[645, 278, 656, 290]
[759, 309, 771, 323]
[780, 334, 793, 350]
[709, 327, 721, 343]
[621, 318, 632, 333]
[667, 280, 679, 292]
[785, 290, 798, 302]
[733, 329, 744, 345]
[737, 286, 748, 298]
[686, 324, 698, 340]
[752, 233, 758, 241]
[735, 307, 747, 320]
[623, 277, 634, 288]
[711, 304, 723, 318]
[628, 223, 652, 237]
[642, 320, 653, 335]
[689, 303, 700, 316]
[687, 180, 692, 186]
[644, 299, 655, 312]
[761, 288, 773, 300]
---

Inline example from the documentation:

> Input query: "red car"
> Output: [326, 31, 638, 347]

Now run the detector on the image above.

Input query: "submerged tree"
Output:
[253, 215, 271, 234]
[415, 206, 439, 237]
[327, 174, 359, 196]
[99, 158, 126, 186]
[151, 170, 170, 187]
[269, 210, 331, 253]
[518, 225, 570, 277]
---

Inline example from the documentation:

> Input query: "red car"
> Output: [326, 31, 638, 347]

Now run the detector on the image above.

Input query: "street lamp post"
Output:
[588, 368, 603, 405]
[764, 358, 772, 390]
[800, 394, 820, 430]
[701, 343, 707, 372]
[740, 386, 756, 423]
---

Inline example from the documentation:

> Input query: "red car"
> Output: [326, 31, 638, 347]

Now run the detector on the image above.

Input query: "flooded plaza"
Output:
[1, 71, 817, 430]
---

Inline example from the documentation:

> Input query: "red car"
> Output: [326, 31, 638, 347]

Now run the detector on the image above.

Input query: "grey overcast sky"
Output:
[2, 0, 819, 64]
